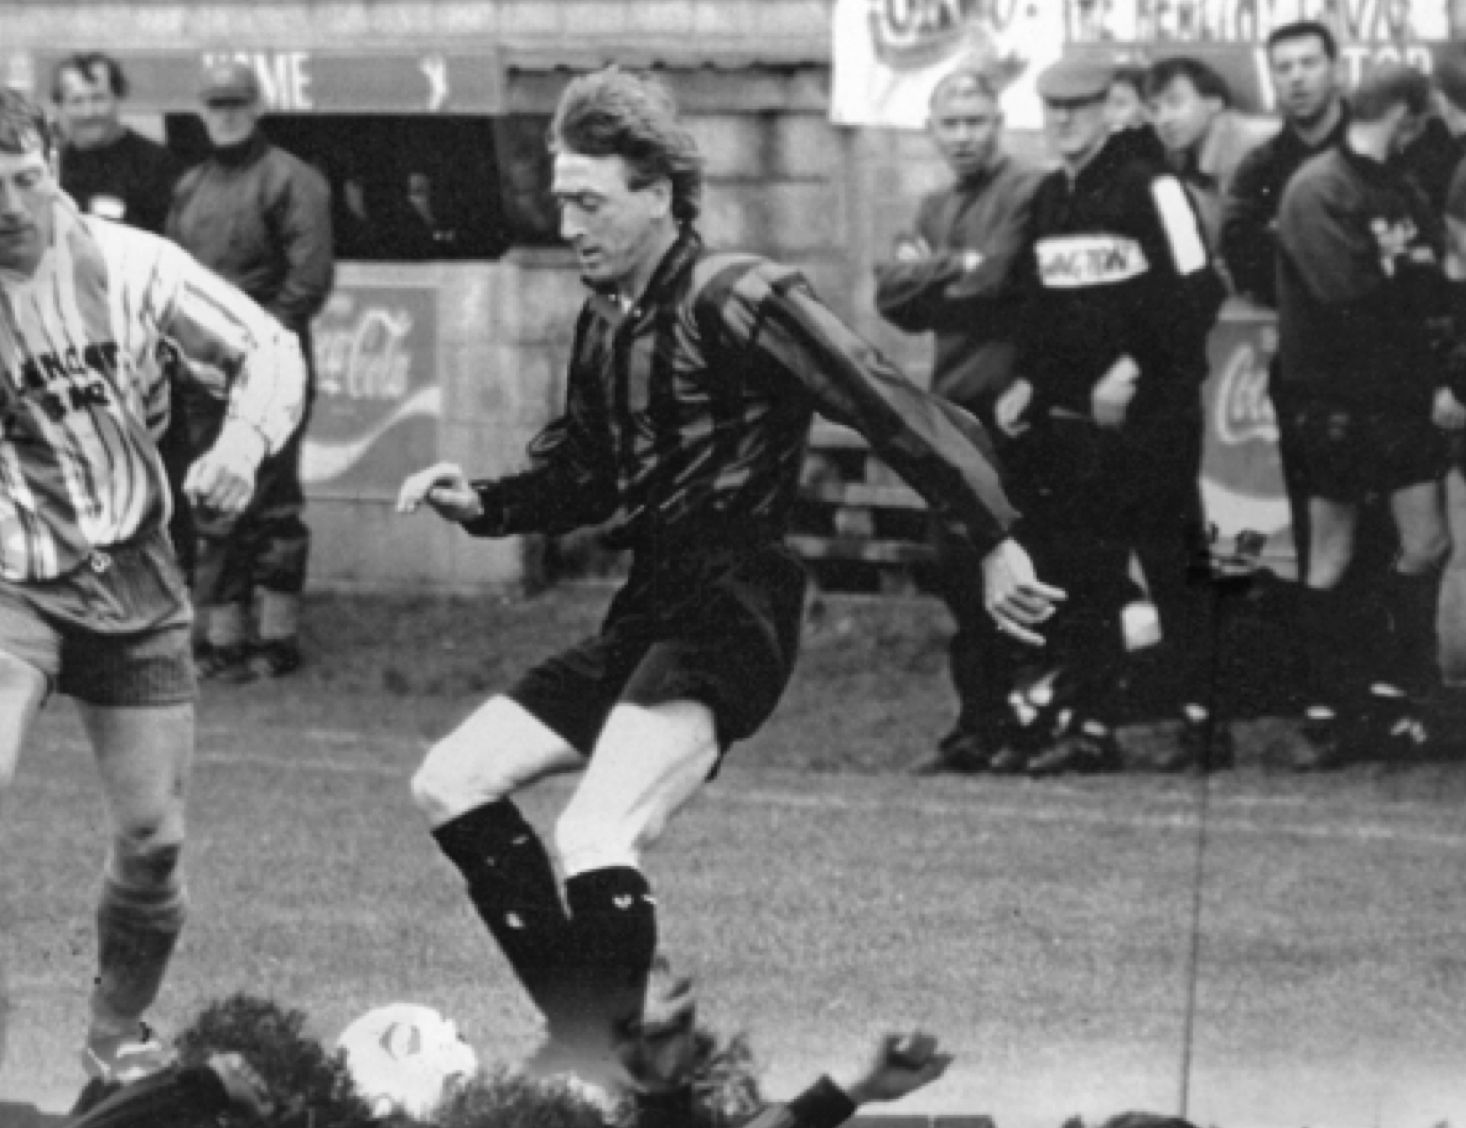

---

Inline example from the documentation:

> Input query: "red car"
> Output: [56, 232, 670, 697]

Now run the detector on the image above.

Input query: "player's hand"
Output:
[894, 235, 932, 262]
[830, 1031, 953, 1107]
[185, 423, 265, 517]
[396, 462, 484, 522]
[1433, 386, 1466, 431]
[994, 378, 1034, 437]
[1091, 355, 1140, 429]
[982, 537, 1065, 646]
[207, 1052, 274, 1120]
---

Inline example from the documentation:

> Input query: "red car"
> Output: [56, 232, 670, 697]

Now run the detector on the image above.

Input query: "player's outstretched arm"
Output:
[829, 1031, 954, 1107]
[739, 1030, 954, 1128]
[982, 537, 1065, 646]
[396, 462, 486, 523]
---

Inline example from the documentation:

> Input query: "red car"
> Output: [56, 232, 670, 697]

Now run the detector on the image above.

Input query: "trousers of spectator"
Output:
[929, 514, 1034, 741]
[1441, 449, 1466, 686]
[188, 381, 314, 650]
[1006, 409, 1213, 727]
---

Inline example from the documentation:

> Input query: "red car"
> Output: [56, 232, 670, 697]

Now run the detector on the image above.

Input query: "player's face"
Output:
[928, 89, 1002, 181]
[553, 150, 671, 293]
[56, 68, 124, 151]
[0, 146, 58, 277]
[1151, 76, 1222, 157]
[202, 96, 261, 148]
[1268, 34, 1339, 126]
[1043, 95, 1111, 168]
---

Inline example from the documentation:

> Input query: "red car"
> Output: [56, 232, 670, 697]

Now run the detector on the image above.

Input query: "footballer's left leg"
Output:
[79, 699, 191, 1085]
[554, 700, 718, 1064]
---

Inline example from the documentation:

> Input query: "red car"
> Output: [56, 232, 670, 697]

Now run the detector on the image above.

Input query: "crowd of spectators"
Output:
[885, 25, 1466, 777]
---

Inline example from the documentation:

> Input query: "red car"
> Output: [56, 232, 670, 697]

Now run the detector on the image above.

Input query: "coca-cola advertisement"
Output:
[1199, 307, 1296, 570]
[304, 284, 441, 497]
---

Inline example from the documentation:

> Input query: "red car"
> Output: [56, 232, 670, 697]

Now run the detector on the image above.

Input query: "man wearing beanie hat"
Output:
[167, 59, 333, 682]
[992, 53, 1227, 775]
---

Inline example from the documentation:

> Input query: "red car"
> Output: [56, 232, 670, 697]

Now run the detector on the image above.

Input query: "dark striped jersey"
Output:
[0, 195, 307, 582]
[464, 229, 1017, 558]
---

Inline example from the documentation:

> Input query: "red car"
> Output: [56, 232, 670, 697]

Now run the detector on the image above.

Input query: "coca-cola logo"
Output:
[1213, 335, 1278, 447]
[316, 297, 415, 403]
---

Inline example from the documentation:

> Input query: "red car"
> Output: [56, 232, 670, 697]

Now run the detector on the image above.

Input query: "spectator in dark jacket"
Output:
[167, 59, 334, 681]
[996, 55, 1227, 776]
[1220, 20, 1348, 308]
[874, 64, 1046, 774]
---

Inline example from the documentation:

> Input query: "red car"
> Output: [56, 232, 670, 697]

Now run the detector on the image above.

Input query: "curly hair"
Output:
[549, 67, 705, 222]
[0, 89, 53, 157]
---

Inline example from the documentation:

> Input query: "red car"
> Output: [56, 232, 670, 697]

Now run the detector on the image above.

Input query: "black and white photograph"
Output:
[0, 3, 1464, 1128]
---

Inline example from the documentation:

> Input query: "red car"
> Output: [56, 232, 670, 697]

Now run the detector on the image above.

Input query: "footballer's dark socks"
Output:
[1297, 584, 1357, 710]
[1384, 568, 1441, 696]
[565, 865, 659, 1031]
[432, 801, 572, 1015]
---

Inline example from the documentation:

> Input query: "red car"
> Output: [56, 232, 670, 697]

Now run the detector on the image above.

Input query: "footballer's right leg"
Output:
[411, 695, 585, 1032]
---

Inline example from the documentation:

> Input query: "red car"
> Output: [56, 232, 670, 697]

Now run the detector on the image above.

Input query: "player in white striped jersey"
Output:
[0, 88, 306, 1104]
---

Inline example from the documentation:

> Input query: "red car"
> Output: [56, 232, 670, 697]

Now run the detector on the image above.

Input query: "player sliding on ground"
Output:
[396, 66, 1061, 1092]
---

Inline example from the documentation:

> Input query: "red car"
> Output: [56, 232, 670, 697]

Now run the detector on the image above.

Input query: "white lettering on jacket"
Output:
[1035, 234, 1148, 288]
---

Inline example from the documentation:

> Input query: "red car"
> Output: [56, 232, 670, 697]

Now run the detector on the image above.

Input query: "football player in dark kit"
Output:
[1274, 63, 1456, 767]
[397, 67, 1061, 1091]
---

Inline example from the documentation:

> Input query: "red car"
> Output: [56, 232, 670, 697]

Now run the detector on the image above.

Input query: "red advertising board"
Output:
[303, 282, 441, 499]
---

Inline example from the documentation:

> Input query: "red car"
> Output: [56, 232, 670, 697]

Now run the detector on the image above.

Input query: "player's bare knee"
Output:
[411, 734, 508, 824]
[110, 834, 184, 889]
[1397, 533, 1450, 575]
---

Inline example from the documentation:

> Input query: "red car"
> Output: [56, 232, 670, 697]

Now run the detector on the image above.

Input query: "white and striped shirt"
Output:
[0, 197, 305, 582]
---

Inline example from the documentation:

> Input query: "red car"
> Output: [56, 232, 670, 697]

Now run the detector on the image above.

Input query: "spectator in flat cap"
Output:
[1035, 56, 1115, 103]
[993, 49, 1229, 776]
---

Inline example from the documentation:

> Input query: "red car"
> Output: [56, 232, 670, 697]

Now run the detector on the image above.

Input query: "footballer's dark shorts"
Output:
[508, 535, 808, 762]
[1277, 395, 1449, 502]
[0, 529, 196, 706]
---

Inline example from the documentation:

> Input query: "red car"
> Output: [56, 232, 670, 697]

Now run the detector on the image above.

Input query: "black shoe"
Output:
[196, 642, 256, 682]
[1292, 711, 1345, 771]
[1155, 710, 1235, 773]
[1358, 685, 1433, 762]
[912, 733, 991, 776]
[1028, 721, 1123, 777]
[246, 637, 302, 679]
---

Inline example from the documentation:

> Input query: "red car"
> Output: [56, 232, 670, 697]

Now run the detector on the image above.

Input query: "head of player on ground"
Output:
[548, 67, 704, 303]
[0, 89, 62, 279]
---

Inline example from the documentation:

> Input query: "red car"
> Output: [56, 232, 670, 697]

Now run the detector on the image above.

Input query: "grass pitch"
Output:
[2, 589, 1465, 1128]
